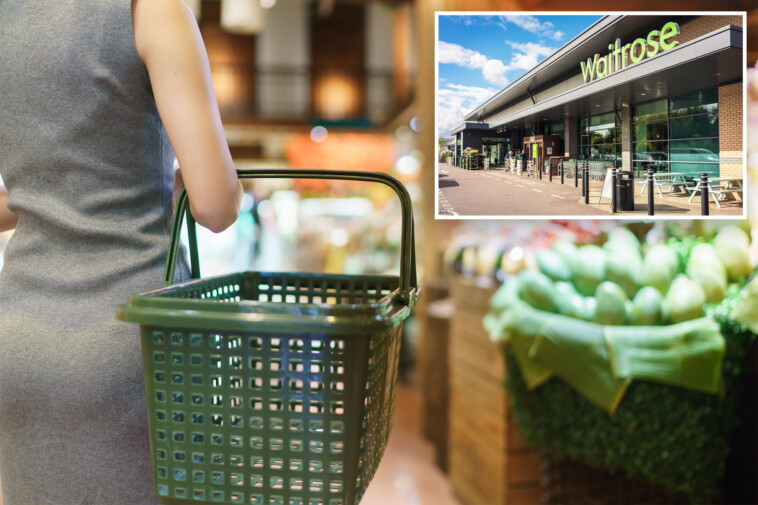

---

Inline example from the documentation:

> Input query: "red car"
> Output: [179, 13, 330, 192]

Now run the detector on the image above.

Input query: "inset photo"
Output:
[436, 12, 747, 219]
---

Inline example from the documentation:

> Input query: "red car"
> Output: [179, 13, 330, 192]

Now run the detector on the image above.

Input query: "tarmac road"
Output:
[437, 164, 608, 217]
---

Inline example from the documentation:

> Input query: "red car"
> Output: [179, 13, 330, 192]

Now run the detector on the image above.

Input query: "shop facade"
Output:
[450, 14, 744, 180]
[451, 122, 514, 167]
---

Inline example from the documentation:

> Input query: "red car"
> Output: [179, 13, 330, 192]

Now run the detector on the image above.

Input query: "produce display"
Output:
[484, 223, 758, 503]
[526, 225, 750, 324]
[442, 220, 604, 280]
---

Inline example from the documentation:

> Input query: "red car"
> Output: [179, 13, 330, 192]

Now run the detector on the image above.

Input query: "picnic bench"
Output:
[686, 177, 743, 208]
[640, 172, 688, 197]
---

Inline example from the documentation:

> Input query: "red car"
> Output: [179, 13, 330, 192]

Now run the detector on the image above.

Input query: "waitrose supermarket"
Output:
[450, 14, 744, 180]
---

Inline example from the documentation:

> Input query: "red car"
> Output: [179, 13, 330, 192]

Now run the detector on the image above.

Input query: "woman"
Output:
[0, 0, 242, 503]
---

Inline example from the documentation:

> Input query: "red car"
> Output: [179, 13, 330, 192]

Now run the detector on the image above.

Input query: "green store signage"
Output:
[581, 21, 680, 83]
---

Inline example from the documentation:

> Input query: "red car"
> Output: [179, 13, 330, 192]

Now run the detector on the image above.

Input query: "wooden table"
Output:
[639, 172, 688, 197]
[686, 177, 743, 208]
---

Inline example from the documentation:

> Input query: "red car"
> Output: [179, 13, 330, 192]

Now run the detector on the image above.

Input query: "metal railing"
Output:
[559, 160, 614, 181]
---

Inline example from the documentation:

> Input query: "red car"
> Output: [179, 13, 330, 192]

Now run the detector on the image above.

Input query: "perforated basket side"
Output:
[155, 273, 247, 302]
[140, 321, 402, 505]
[135, 272, 399, 307]
[353, 326, 403, 503]
[242, 272, 398, 306]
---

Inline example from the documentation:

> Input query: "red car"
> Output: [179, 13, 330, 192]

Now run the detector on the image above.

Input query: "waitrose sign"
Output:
[580, 21, 681, 83]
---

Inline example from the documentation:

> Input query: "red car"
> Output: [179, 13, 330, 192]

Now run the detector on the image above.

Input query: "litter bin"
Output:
[617, 170, 635, 211]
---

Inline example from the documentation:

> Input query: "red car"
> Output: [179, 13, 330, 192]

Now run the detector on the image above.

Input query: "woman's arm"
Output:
[0, 186, 18, 233]
[131, 0, 242, 233]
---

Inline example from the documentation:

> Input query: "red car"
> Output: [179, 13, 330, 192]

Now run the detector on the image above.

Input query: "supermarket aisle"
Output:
[361, 384, 461, 505]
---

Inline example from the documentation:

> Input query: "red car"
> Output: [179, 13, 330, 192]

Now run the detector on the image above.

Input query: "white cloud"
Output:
[438, 39, 556, 88]
[438, 41, 509, 86]
[438, 41, 488, 69]
[436, 39, 557, 136]
[482, 60, 509, 86]
[505, 41, 556, 71]
[498, 15, 565, 41]
[437, 83, 498, 137]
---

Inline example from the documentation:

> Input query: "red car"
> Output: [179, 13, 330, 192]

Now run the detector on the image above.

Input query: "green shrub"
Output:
[504, 284, 755, 503]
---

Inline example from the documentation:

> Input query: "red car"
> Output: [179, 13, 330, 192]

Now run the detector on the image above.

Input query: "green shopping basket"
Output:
[117, 169, 418, 505]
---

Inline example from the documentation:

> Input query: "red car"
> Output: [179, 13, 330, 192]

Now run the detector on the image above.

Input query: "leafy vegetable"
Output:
[663, 275, 706, 324]
[605, 250, 642, 298]
[572, 245, 607, 296]
[686, 243, 727, 303]
[593, 281, 628, 326]
[518, 269, 556, 312]
[536, 249, 572, 282]
[630, 286, 665, 326]
[714, 225, 752, 282]
[604, 226, 642, 255]
[604, 317, 725, 394]
[640, 244, 679, 295]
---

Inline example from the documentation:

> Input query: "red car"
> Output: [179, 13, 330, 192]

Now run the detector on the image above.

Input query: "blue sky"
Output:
[438, 14, 603, 137]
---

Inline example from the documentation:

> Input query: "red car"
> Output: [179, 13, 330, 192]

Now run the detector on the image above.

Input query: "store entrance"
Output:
[481, 137, 510, 167]
[523, 134, 561, 173]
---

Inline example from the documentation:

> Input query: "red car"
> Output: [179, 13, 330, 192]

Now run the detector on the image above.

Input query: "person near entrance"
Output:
[507, 150, 516, 174]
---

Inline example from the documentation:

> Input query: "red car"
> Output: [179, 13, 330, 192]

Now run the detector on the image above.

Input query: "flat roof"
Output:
[463, 15, 621, 121]
[461, 14, 728, 124]
[451, 122, 491, 134]
[486, 24, 742, 131]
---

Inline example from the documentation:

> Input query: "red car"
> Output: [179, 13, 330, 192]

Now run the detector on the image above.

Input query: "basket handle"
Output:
[164, 169, 417, 305]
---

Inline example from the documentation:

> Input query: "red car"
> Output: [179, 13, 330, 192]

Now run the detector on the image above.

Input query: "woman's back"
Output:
[0, 1, 185, 503]
[0, 0, 176, 298]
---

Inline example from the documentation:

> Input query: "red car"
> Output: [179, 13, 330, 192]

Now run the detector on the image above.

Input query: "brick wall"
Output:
[718, 82, 744, 178]
[676, 15, 743, 44]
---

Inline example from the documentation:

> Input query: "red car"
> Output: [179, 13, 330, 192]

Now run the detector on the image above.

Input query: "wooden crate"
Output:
[422, 296, 453, 471]
[448, 276, 543, 505]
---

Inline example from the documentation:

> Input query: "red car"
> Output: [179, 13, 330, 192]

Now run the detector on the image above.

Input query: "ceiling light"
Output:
[221, 0, 266, 34]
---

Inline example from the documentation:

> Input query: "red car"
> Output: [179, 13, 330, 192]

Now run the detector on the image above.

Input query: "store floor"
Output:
[361, 383, 461, 505]
[0, 384, 460, 505]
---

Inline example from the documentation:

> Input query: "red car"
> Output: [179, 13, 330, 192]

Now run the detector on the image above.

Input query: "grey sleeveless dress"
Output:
[0, 1, 189, 503]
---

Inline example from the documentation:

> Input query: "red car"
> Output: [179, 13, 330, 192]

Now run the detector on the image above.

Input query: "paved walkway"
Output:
[437, 164, 744, 218]
[438, 164, 606, 217]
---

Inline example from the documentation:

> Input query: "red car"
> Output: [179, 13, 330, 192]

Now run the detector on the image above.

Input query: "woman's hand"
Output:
[132, 0, 242, 233]
[0, 186, 18, 233]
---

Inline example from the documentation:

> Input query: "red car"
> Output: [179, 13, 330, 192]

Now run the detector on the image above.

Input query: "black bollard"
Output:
[581, 163, 585, 197]
[549, 159, 553, 182]
[539, 156, 543, 180]
[647, 168, 655, 216]
[574, 162, 578, 188]
[611, 168, 618, 213]
[584, 163, 590, 205]
[701, 173, 710, 216]
[560, 160, 564, 184]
